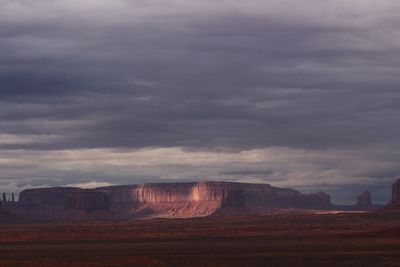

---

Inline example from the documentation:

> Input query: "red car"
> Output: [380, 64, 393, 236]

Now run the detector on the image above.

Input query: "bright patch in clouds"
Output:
[0, 146, 396, 204]
[65, 181, 114, 189]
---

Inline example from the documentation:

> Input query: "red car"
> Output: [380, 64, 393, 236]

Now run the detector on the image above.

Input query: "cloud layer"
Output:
[1, 0, 400, 203]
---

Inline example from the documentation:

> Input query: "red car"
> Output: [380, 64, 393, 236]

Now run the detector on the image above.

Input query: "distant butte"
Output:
[385, 179, 400, 210]
[355, 191, 374, 210]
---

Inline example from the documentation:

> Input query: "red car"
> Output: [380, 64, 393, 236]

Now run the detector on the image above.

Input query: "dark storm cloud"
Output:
[1, 2, 400, 150]
[220, 169, 275, 176]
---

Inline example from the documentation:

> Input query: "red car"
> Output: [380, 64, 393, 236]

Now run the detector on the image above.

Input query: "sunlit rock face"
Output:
[95, 182, 245, 204]
[15, 181, 333, 220]
[94, 182, 247, 218]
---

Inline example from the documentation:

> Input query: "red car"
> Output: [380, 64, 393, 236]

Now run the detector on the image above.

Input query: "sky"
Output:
[1, 0, 400, 204]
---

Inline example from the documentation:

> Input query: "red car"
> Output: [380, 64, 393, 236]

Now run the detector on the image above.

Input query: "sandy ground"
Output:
[1, 212, 400, 266]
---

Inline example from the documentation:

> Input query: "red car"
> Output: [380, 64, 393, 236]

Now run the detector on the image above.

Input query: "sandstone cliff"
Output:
[391, 179, 400, 203]
[15, 181, 333, 220]
[19, 187, 77, 206]
[356, 191, 372, 208]
[64, 191, 110, 212]
[385, 179, 400, 210]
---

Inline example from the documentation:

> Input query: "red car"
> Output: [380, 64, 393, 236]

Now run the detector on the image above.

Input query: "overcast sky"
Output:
[1, 0, 400, 204]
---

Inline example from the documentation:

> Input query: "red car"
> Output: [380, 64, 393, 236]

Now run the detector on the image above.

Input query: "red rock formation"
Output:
[392, 180, 400, 202]
[15, 181, 333, 220]
[303, 192, 331, 209]
[385, 179, 400, 210]
[64, 191, 110, 212]
[356, 191, 372, 208]
[0, 207, 21, 223]
[19, 187, 77, 206]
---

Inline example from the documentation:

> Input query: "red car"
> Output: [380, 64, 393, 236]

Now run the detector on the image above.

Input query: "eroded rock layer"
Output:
[356, 191, 372, 208]
[65, 191, 110, 212]
[385, 179, 400, 210]
[15, 181, 333, 220]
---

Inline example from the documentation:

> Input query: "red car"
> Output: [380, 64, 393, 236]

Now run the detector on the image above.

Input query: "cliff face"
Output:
[303, 192, 331, 209]
[356, 191, 372, 208]
[385, 180, 400, 210]
[392, 180, 400, 203]
[19, 187, 77, 206]
[0, 207, 21, 223]
[95, 182, 246, 205]
[15, 181, 332, 220]
[64, 191, 110, 212]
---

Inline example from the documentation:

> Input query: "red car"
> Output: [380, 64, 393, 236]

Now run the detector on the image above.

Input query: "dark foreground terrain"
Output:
[1, 212, 400, 266]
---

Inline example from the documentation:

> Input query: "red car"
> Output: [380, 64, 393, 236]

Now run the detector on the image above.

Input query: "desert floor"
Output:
[1, 212, 400, 266]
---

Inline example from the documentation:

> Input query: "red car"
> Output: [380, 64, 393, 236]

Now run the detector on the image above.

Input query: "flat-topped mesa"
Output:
[14, 181, 333, 220]
[356, 191, 372, 208]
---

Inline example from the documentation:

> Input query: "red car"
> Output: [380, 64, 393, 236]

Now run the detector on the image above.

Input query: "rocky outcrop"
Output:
[14, 181, 333, 220]
[303, 192, 331, 209]
[64, 191, 110, 212]
[94, 182, 246, 204]
[16, 188, 112, 220]
[356, 191, 372, 208]
[352, 191, 380, 211]
[19, 187, 77, 207]
[0, 207, 21, 223]
[392, 179, 400, 203]
[385, 179, 400, 210]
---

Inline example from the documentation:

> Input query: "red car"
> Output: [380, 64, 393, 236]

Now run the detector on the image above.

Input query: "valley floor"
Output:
[1, 212, 400, 266]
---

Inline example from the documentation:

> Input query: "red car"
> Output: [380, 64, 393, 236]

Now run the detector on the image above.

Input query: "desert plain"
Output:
[1, 212, 400, 267]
